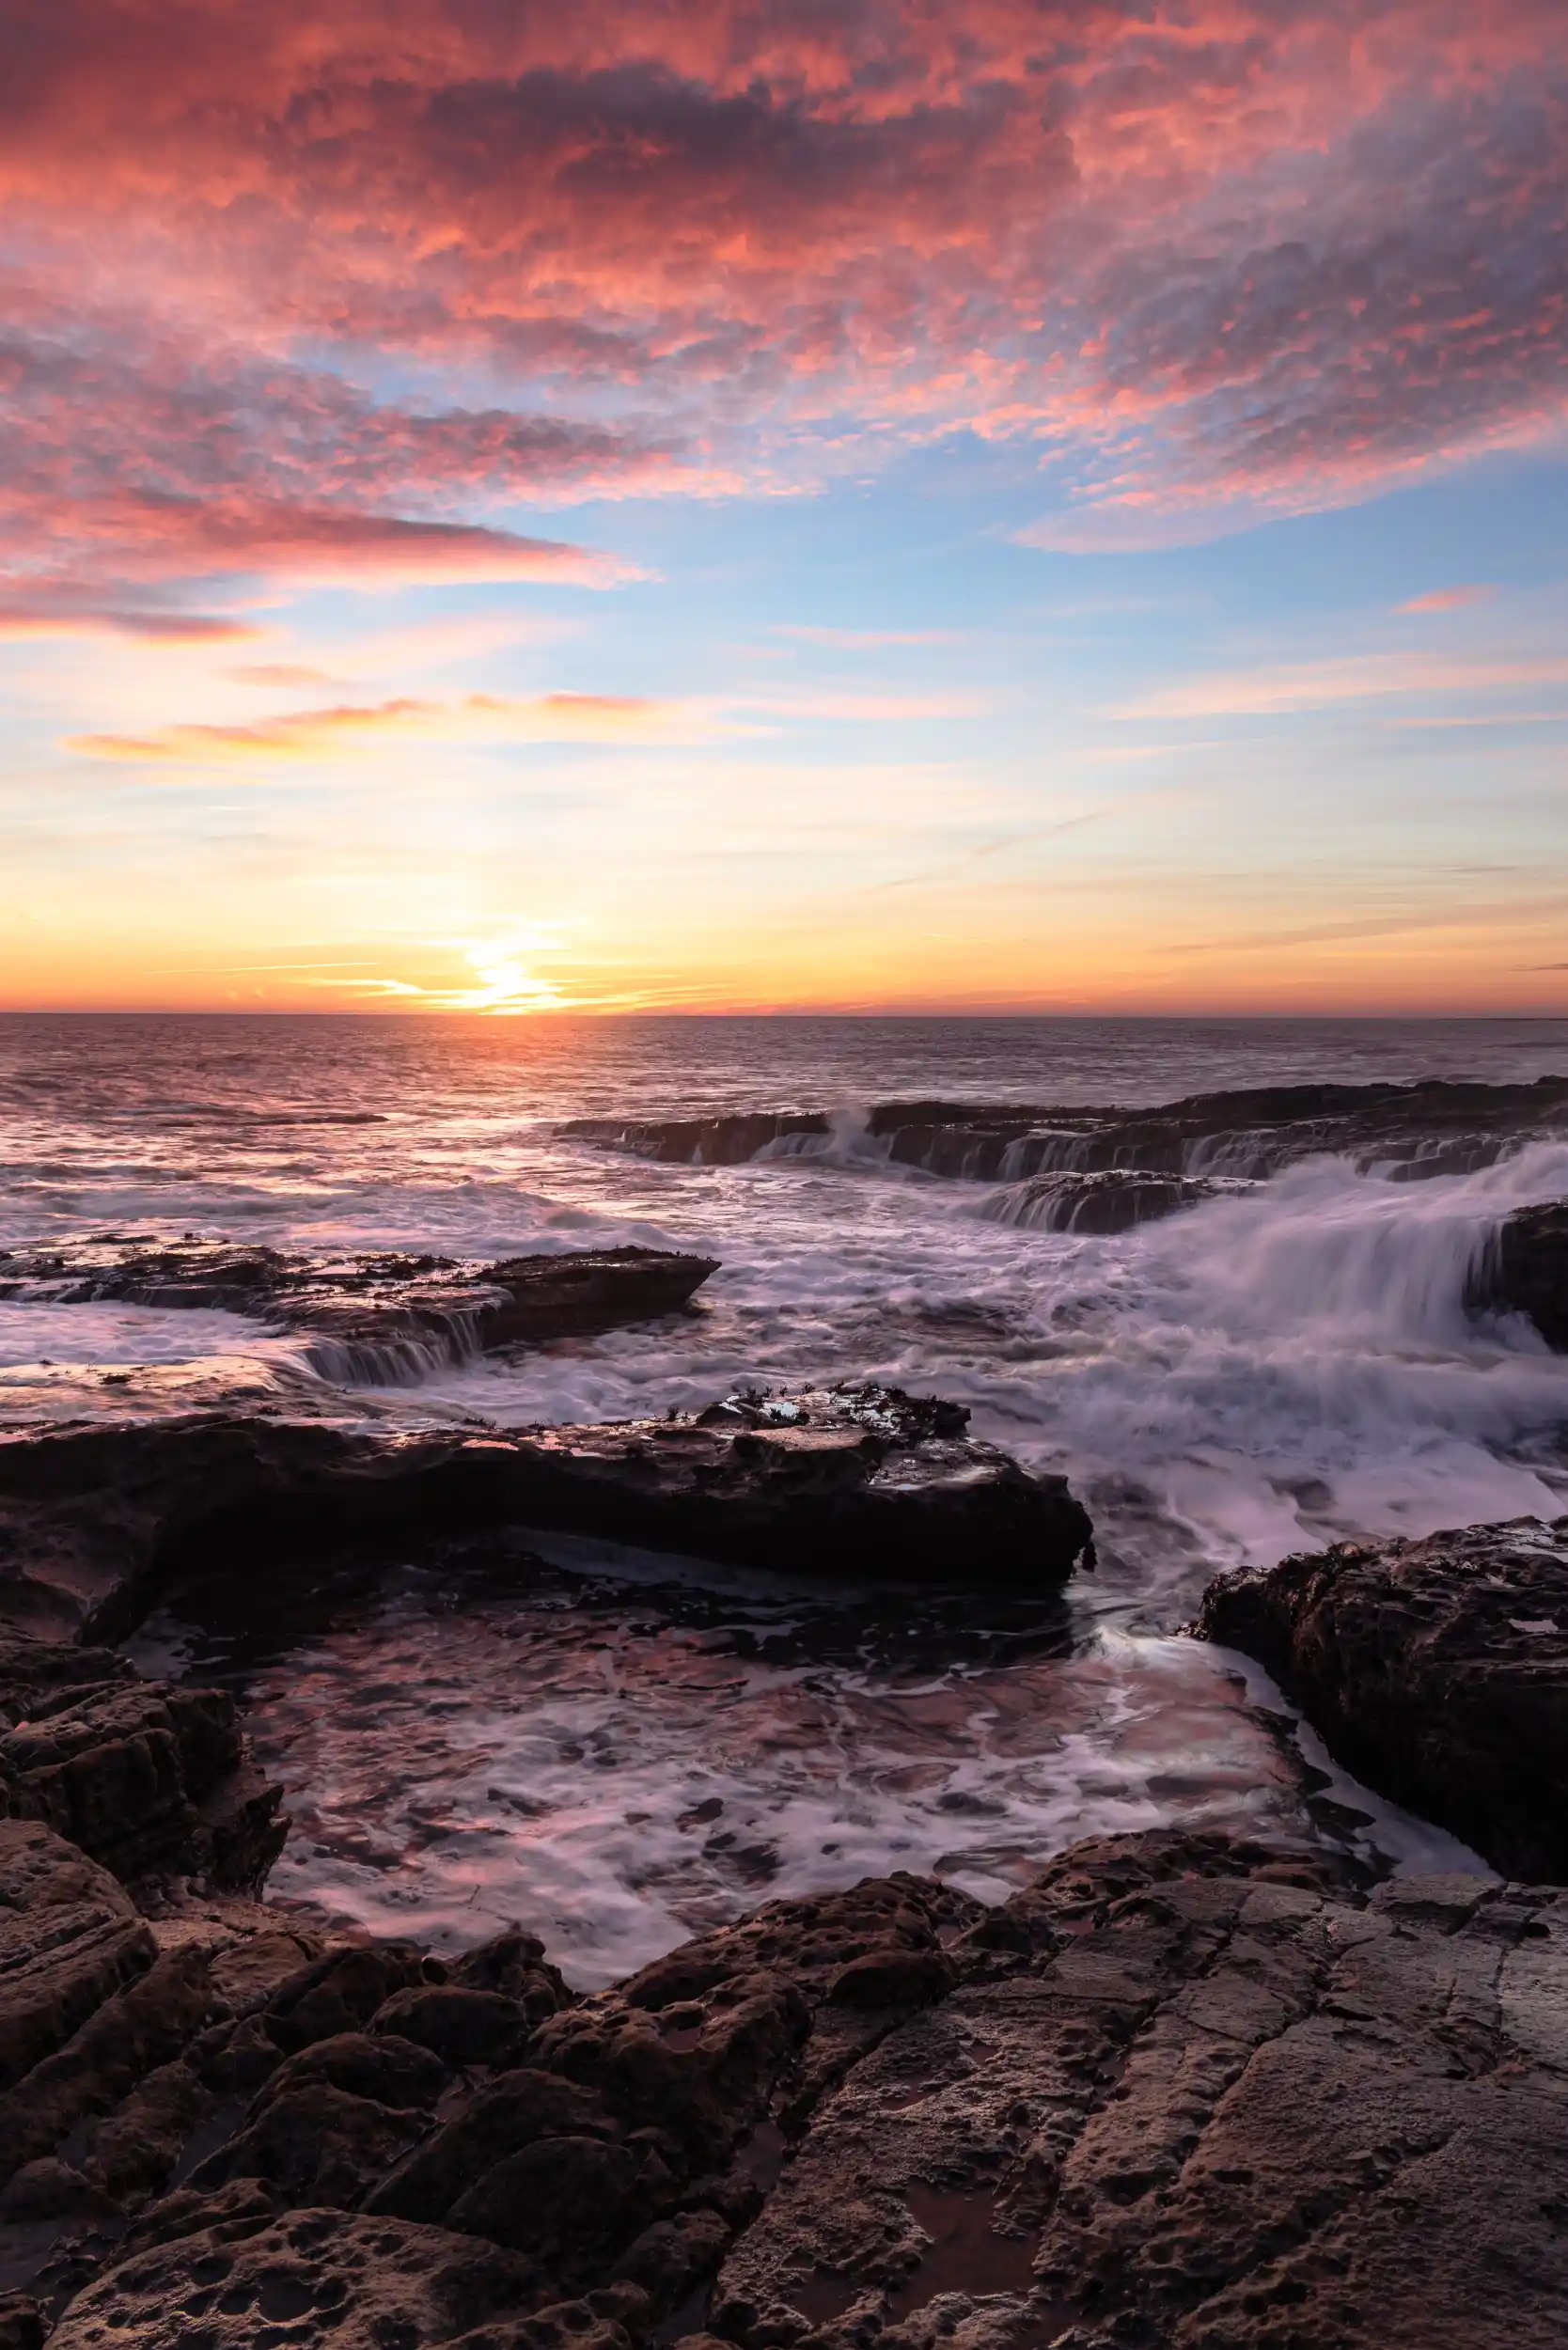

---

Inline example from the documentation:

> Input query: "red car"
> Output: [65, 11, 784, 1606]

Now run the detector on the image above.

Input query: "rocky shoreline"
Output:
[2, 1480, 1567, 2349]
[2, 1225, 1568, 2342]
[556, 1081, 1568, 1343]
[4, 1764, 1566, 2349]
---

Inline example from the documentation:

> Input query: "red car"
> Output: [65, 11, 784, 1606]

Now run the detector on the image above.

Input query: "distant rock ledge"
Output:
[561, 1073, 1568, 1186]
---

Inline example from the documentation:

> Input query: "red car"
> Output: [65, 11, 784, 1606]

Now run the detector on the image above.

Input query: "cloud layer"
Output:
[2, 0, 1564, 617]
[70, 690, 693, 762]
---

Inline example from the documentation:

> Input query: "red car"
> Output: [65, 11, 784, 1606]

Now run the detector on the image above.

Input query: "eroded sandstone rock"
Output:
[22, 1829, 1568, 2350]
[44, 2207, 638, 2350]
[1197, 1516, 1568, 1880]
[0, 1652, 286, 1890]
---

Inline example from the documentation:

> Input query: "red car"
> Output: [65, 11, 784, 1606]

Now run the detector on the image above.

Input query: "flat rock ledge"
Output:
[0, 1386, 1093, 1642]
[0, 1241, 719, 1386]
[2, 1824, 1565, 2350]
[1196, 1514, 1568, 1881]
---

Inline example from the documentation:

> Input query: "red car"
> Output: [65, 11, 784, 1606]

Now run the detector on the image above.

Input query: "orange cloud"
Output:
[227, 664, 339, 688]
[0, 601, 262, 644]
[68, 690, 700, 763]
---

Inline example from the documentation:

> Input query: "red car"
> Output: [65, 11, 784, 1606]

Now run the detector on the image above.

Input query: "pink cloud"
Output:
[774, 625, 958, 649]
[1397, 586, 1498, 613]
[0, 0, 1562, 590]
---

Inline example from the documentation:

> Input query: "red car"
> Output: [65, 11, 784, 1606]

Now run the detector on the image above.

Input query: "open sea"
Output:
[7, 1010, 1568, 1983]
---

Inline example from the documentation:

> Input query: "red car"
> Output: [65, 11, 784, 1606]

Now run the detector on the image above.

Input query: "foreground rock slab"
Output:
[0, 1241, 718, 1386]
[44, 2211, 579, 2350]
[0, 1386, 1093, 1640]
[1197, 1515, 1568, 1880]
[12, 1829, 1568, 2349]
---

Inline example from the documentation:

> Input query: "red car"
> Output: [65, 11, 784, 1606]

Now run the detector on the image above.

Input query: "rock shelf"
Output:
[562, 1074, 1568, 1187]
[0, 1386, 1094, 1642]
[0, 1242, 720, 1387]
[1469, 1200, 1568, 1347]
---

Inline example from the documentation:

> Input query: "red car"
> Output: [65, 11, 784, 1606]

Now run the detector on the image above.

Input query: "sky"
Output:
[2, 0, 1566, 1016]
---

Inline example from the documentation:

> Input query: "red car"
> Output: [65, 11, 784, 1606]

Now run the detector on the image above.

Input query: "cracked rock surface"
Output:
[1197, 1516, 1568, 1881]
[5, 1828, 1566, 2348]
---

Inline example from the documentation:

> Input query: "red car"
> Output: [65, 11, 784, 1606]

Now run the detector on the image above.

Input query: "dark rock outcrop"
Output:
[1468, 1199, 1568, 1346]
[0, 1242, 719, 1387]
[16, 1830, 1568, 2349]
[560, 1115, 830, 1167]
[0, 1645, 285, 1880]
[565, 1074, 1568, 1190]
[0, 1386, 1093, 1641]
[707, 1833, 1568, 2350]
[980, 1169, 1249, 1235]
[1197, 1515, 1568, 1880]
[0, 1636, 285, 1889]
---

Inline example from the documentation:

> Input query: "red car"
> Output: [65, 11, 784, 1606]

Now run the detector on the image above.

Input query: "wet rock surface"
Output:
[564, 1074, 1568, 1187]
[1197, 1516, 1568, 1881]
[3, 1829, 1566, 2346]
[0, 1637, 285, 1889]
[0, 1243, 718, 1387]
[0, 1386, 1092, 1642]
[1470, 1199, 1568, 1346]
[978, 1169, 1249, 1235]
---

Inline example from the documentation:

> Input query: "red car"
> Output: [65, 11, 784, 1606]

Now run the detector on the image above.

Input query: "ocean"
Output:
[7, 1010, 1568, 1982]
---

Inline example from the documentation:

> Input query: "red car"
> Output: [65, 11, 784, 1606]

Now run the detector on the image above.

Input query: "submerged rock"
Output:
[18, 1828, 1568, 2348]
[0, 1386, 1093, 1641]
[0, 1241, 719, 1387]
[1196, 1516, 1568, 1880]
